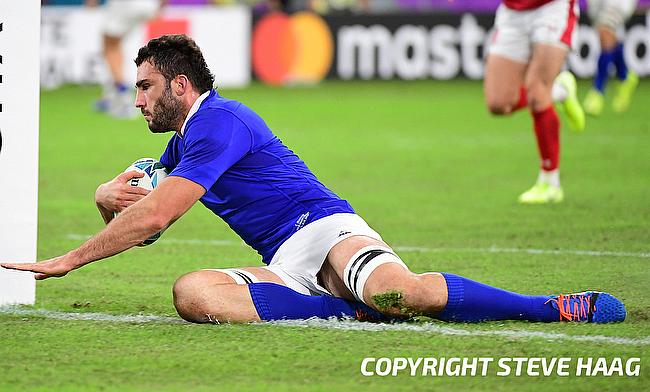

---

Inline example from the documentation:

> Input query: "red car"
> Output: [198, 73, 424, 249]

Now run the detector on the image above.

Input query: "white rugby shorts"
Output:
[262, 213, 383, 296]
[488, 0, 581, 63]
[587, 0, 637, 31]
[102, 0, 160, 38]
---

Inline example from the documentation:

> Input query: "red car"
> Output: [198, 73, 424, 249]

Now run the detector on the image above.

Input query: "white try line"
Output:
[265, 318, 650, 346]
[66, 234, 650, 259]
[2, 307, 648, 346]
[2, 307, 186, 324]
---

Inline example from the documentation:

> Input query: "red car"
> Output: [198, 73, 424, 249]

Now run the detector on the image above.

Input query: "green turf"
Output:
[2, 80, 649, 391]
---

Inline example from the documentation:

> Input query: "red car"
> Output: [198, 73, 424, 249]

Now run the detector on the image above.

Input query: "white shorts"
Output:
[488, 0, 580, 63]
[261, 213, 383, 296]
[102, 0, 160, 38]
[587, 0, 637, 31]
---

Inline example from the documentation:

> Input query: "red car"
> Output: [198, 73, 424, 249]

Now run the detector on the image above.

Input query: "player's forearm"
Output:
[69, 177, 201, 271]
[68, 203, 168, 269]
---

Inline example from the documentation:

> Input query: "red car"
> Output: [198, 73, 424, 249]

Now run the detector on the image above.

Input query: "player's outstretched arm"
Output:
[1, 176, 205, 280]
[95, 171, 150, 224]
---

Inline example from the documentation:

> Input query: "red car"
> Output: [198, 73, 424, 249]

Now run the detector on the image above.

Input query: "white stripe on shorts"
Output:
[204, 268, 260, 285]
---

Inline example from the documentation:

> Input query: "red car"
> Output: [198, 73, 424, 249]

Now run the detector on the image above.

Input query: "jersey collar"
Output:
[180, 90, 213, 137]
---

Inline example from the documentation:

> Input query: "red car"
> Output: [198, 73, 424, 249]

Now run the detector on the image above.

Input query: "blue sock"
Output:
[248, 282, 385, 321]
[594, 49, 614, 93]
[115, 82, 129, 93]
[437, 273, 558, 322]
[611, 43, 628, 80]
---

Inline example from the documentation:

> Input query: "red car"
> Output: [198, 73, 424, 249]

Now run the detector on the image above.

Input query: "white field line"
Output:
[393, 246, 650, 259]
[1, 308, 186, 324]
[265, 319, 650, 346]
[66, 234, 650, 259]
[2, 307, 649, 346]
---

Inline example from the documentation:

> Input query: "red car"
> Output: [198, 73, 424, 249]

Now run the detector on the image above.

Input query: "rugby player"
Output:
[2, 35, 625, 324]
[484, 0, 585, 204]
[87, 0, 164, 118]
[583, 0, 639, 116]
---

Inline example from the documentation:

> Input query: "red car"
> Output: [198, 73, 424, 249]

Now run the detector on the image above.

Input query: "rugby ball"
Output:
[122, 158, 169, 245]
[125, 157, 169, 191]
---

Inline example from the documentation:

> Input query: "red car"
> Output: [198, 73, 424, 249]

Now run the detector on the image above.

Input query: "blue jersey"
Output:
[160, 90, 354, 263]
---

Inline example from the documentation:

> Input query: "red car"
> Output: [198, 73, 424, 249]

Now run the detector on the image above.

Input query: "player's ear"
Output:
[174, 75, 189, 96]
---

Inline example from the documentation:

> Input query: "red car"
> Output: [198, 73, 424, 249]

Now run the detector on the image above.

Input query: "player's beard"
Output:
[146, 85, 184, 133]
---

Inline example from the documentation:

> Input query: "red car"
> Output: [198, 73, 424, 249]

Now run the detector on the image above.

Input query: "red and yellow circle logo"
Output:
[252, 12, 333, 86]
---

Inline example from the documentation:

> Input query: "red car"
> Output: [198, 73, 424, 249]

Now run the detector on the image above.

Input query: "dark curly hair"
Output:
[135, 34, 215, 93]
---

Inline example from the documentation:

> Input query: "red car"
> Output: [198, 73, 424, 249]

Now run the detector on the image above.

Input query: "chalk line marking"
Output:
[66, 234, 650, 259]
[1, 308, 186, 324]
[2, 307, 648, 346]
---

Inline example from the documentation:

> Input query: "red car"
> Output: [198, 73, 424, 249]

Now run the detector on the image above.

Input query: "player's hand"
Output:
[1, 256, 76, 280]
[95, 171, 150, 213]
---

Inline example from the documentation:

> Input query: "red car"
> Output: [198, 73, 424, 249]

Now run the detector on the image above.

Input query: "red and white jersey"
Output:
[503, 0, 554, 11]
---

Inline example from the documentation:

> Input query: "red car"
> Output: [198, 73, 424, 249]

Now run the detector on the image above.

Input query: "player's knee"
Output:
[486, 96, 514, 115]
[339, 244, 427, 317]
[341, 245, 446, 317]
[525, 80, 552, 110]
[342, 246, 408, 303]
[367, 273, 446, 317]
[172, 271, 215, 323]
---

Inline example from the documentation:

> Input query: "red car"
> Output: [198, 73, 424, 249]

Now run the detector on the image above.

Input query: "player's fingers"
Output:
[118, 200, 133, 210]
[126, 186, 150, 196]
[34, 273, 52, 280]
[117, 170, 144, 182]
[0, 263, 38, 272]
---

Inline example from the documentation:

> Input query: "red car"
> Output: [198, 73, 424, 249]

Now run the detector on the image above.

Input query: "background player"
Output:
[583, 0, 639, 116]
[2, 35, 625, 325]
[484, 0, 585, 204]
[86, 0, 164, 118]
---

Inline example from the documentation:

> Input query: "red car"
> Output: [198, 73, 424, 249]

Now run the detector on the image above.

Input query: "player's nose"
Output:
[134, 90, 145, 108]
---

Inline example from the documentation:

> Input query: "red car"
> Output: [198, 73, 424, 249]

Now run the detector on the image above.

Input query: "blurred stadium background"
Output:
[1, 1, 649, 390]
[39, 0, 650, 90]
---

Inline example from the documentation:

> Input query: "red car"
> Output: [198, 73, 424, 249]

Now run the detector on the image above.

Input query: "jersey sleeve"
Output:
[168, 109, 252, 191]
[159, 135, 178, 172]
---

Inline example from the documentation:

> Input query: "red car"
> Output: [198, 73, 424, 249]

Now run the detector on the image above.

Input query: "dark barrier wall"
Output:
[325, 13, 494, 81]
[252, 12, 650, 84]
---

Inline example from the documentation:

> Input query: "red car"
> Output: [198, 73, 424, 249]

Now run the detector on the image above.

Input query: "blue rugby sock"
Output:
[612, 43, 628, 80]
[248, 282, 385, 321]
[437, 273, 557, 322]
[595, 49, 614, 93]
[115, 82, 129, 93]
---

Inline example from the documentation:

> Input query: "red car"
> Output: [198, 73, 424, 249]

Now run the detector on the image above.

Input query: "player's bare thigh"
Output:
[317, 235, 392, 300]
[524, 44, 568, 111]
[484, 54, 527, 115]
[172, 266, 286, 323]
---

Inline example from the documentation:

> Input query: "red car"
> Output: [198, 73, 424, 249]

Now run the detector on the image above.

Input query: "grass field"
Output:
[1, 80, 649, 391]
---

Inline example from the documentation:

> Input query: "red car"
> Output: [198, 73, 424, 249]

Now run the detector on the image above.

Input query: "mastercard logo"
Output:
[252, 12, 333, 86]
[146, 18, 190, 41]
